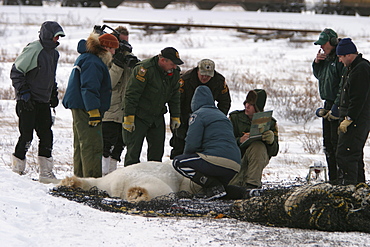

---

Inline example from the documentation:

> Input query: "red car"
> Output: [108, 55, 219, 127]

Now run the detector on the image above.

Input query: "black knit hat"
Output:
[336, 38, 357, 56]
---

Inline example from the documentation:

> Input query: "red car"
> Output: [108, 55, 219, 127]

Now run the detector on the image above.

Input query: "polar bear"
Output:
[58, 160, 200, 203]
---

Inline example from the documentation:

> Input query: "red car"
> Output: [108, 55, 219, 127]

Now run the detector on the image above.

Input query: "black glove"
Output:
[19, 87, 35, 111]
[50, 89, 59, 108]
[19, 98, 35, 111]
[124, 54, 140, 68]
[113, 52, 125, 68]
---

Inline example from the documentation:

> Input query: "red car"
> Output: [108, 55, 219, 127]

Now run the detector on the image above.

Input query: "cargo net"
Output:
[50, 182, 370, 233]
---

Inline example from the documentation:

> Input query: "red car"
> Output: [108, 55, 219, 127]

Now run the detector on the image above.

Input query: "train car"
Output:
[340, 0, 370, 15]
[129, 0, 305, 12]
[2, 0, 370, 16]
[61, 0, 101, 7]
[3, 0, 42, 5]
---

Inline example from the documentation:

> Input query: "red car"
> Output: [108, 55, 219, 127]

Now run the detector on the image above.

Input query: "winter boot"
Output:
[12, 154, 26, 175]
[191, 172, 226, 200]
[109, 158, 118, 174]
[102, 156, 110, 176]
[38, 156, 59, 184]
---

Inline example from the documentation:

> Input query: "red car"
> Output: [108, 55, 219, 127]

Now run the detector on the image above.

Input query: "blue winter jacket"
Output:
[185, 85, 241, 165]
[62, 35, 112, 113]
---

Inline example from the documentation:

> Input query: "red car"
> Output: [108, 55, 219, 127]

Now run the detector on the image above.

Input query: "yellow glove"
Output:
[338, 118, 353, 133]
[123, 115, 135, 132]
[87, 109, 101, 127]
[262, 130, 274, 145]
[170, 117, 181, 130]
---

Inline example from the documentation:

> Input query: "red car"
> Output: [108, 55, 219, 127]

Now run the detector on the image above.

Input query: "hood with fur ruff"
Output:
[83, 32, 113, 67]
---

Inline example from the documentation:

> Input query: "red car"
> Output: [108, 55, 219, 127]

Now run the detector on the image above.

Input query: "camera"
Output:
[94, 24, 140, 68]
[123, 54, 140, 68]
[93, 24, 133, 53]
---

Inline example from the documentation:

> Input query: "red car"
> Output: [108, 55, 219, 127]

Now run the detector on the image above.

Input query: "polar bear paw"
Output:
[59, 176, 83, 189]
[127, 186, 150, 202]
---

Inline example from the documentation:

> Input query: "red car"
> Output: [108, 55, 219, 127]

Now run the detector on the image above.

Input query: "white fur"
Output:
[58, 161, 200, 203]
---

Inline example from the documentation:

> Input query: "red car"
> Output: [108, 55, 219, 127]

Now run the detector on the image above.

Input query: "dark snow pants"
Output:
[336, 119, 368, 183]
[322, 100, 339, 181]
[123, 116, 165, 166]
[102, 121, 125, 162]
[172, 153, 236, 186]
[14, 101, 53, 160]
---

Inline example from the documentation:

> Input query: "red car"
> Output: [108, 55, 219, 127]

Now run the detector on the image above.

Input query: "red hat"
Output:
[98, 33, 119, 49]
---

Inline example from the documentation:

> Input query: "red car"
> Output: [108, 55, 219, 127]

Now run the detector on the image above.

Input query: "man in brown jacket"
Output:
[170, 59, 231, 159]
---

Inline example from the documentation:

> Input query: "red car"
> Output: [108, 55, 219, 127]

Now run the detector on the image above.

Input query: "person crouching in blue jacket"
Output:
[172, 85, 241, 200]
[62, 32, 119, 178]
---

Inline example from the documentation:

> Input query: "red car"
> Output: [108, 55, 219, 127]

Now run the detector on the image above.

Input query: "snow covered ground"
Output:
[1, 2, 370, 246]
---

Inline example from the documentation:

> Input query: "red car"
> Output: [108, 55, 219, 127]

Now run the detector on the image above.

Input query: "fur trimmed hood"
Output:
[85, 32, 113, 67]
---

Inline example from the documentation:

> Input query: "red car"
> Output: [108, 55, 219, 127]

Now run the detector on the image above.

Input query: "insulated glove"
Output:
[262, 130, 274, 145]
[315, 108, 329, 118]
[327, 104, 339, 121]
[123, 115, 135, 132]
[19, 87, 35, 111]
[338, 118, 353, 133]
[170, 117, 181, 130]
[113, 52, 125, 68]
[87, 109, 101, 127]
[50, 89, 59, 108]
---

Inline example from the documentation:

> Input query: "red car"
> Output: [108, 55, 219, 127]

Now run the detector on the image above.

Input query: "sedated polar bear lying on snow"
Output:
[58, 160, 200, 203]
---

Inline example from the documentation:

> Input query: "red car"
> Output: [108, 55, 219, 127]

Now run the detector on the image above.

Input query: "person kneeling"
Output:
[172, 86, 241, 200]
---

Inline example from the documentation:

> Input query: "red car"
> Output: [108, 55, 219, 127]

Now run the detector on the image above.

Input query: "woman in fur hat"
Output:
[63, 32, 119, 178]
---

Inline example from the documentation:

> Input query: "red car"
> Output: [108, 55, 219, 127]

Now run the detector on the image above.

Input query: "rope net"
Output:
[50, 182, 370, 233]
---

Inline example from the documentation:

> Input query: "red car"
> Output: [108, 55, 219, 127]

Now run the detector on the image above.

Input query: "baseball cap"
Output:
[198, 59, 215, 77]
[161, 47, 184, 65]
[314, 28, 337, 45]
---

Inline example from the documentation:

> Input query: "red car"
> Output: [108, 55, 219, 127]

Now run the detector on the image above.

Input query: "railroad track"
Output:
[104, 19, 322, 34]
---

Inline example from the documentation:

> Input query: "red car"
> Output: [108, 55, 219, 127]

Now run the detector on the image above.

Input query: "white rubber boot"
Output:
[109, 158, 118, 173]
[12, 154, 26, 175]
[38, 156, 59, 184]
[102, 156, 110, 176]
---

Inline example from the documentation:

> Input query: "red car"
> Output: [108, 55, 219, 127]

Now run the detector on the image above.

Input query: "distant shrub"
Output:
[0, 87, 15, 100]
[295, 128, 322, 154]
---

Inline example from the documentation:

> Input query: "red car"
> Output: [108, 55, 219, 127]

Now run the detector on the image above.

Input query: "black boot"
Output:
[191, 172, 226, 200]
[224, 185, 263, 200]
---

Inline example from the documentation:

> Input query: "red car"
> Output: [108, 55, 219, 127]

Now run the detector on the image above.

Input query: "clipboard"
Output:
[240, 110, 273, 148]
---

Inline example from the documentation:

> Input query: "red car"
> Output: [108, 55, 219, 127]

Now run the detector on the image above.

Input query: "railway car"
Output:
[3, 0, 370, 16]
[3, 0, 42, 5]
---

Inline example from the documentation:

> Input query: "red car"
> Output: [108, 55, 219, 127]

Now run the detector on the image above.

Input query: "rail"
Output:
[103, 19, 322, 34]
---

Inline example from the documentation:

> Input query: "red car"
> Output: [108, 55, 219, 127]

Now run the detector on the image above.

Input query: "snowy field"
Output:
[1, 2, 370, 246]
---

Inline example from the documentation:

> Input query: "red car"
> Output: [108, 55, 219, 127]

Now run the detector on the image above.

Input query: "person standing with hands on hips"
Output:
[10, 21, 65, 183]
[334, 38, 370, 185]
[312, 28, 345, 182]
[63, 31, 119, 178]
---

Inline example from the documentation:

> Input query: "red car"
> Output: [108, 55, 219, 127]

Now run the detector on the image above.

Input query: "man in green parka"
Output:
[229, 89, 279, 189]
[123, 47, 183, 166]
[312, 28, 346, 181]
